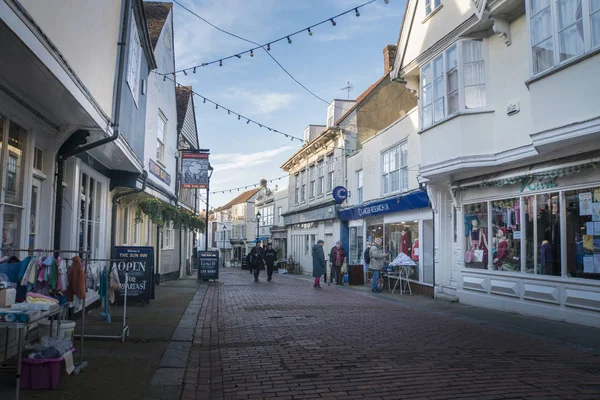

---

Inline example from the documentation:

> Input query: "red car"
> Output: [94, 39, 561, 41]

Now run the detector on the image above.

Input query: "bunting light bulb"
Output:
[238, 115, 241, 120]
[235, 54, 241, 58]
[247, 119, 250, 124]
[308, 28, 313, 36]
[215, 104, 219, 109]
[163, 75, 166, 81]
[203, 98, 206, 103]
[183, 69, 187, 75]
[250, 50, 254, 57]
[384, 0, 389, 3]
[219, 60, 223, 66]
[331, 18, 336, 26]
[193, 67, 197, 73]
[355, 8, 360, 16]
[287, 36, 292, 44]
[267, 43, 271, 51]
[228, 110, 230, 114]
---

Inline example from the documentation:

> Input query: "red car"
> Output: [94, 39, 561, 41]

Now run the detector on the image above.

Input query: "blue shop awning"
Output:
[337, 190, 430, 221]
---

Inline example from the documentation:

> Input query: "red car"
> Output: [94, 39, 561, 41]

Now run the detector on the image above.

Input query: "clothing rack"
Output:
[74, 258, 129, 342]
[0, 248, 90, 376]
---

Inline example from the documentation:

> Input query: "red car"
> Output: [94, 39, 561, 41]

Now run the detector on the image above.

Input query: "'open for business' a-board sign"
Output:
[113, 246, 154, 303]
[198, 251, 219, 280]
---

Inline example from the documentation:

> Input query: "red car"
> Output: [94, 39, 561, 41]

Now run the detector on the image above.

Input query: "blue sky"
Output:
[170, 0, 406, 209]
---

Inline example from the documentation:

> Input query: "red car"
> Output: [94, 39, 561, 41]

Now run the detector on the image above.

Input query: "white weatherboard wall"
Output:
[19, 0, 121, 118]
[144, 10, 177, 195]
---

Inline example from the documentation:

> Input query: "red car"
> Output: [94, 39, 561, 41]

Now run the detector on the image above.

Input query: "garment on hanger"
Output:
[67, 256, 86, 302]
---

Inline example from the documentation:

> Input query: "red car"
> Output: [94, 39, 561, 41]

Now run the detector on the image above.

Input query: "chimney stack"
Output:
[383, 44, 398, 73]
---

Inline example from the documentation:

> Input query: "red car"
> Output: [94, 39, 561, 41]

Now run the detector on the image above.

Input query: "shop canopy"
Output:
[337, 190, 430, 221]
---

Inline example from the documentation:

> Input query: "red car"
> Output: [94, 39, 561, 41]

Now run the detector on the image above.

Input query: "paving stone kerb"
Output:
[183, 270, 600, 400]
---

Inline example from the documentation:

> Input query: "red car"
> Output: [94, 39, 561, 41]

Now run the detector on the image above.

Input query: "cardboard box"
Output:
[0, 288, 16, 307]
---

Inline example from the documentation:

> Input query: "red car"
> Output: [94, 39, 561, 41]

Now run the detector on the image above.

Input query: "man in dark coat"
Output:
[249, 243, 266, 283]
[263, 243, 277, 282]
[329, 241, 347, 286]
[312, 239, 326, 289]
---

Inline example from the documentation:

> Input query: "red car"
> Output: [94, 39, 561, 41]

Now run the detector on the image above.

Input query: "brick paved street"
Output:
[183, 269, 600, 400]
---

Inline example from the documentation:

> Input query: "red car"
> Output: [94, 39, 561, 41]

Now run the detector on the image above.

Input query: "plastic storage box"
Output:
[20, 349, 73, 390]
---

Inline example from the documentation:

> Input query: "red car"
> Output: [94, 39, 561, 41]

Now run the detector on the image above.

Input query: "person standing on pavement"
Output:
[263, 242, 277, 282]
[363, 241, 371, 284]
[249, 243, 266, 283]
[329, 241, 347, 286]
[369, 238, 388, 293]
[312, 239, 326, 289]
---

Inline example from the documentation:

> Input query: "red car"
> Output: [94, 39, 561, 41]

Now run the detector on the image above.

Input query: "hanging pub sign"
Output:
[113, 246, 154, 303]
[181, 152, 209, 189]
[197, 251, 219, 280]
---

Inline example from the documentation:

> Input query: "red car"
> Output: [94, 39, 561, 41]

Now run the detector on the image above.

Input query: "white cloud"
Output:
[211, 145, 295, 172]
[221, 88, 295, 115]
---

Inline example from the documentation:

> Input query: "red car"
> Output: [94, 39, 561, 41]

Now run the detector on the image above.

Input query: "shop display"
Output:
[464, 205, 489, 269]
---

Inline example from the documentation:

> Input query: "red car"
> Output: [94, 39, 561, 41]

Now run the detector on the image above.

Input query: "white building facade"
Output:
[391, 0, 600, 326]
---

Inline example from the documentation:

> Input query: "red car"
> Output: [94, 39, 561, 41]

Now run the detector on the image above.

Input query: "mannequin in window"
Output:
[540, 239, 553, 275]
[493, 228, 508, 270]
[469, 219, 488, 263]
[401, 227, 412, 256]
[411, 238, 419, 262]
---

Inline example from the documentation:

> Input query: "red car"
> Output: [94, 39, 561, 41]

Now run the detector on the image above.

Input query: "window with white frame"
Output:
[426, 0, 442, 16]
[528, 0, 600, 75]
[294, 173, 300, 203]
[163, 221, 174, 249]
[326, 153, 334, 192]
[77, 171, 105, 258]
[420, 40, 486, 129]
[300, 170, 306, 202]
[277, 207, 283, 225]
[356, 170, 364, 204]
[127, 12, 142, 105]
[157, 111, 167, 164]
[317, 160, 324, 196]
[309, 165, 316, 199]
[381, 143, 408, 196]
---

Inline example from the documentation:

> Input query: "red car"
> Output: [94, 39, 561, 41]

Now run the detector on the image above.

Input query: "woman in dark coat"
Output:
[312, 240, 326, 289]
[249, 244, 265, 283]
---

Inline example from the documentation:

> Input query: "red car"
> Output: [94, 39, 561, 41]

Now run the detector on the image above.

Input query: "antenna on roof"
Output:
[340, 81, 354, 100]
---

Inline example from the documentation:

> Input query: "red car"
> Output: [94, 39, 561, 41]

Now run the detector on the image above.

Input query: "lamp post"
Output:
[204, 164, 214, 252]
[256, 211, 261, 246]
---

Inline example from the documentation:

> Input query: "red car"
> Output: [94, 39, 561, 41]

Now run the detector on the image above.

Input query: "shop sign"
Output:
[113, 246, 154, 303]
[149, 159, 171, 185]
[338, 191, 429, 221]
[332, 186, 348, 204]
[519, 177, 558, 193]
[197, 251, 219, 280]
[181, 152, 209, 189]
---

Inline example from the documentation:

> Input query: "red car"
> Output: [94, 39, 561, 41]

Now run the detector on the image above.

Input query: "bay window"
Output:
[382, 143, 408, 196]
[528, 0, 600, 75]
[420, 40, 486, 129]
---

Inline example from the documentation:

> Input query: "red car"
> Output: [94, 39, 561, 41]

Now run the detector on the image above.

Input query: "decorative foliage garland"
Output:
[135, 198, 205, 232]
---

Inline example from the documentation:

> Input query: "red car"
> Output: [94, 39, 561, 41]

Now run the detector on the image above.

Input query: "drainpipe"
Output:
[53, 0, 131, 251]
[110, 170, 148, 255]
[175, 154, 184, 277]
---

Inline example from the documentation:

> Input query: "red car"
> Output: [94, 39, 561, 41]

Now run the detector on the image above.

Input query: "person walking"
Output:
[368, 238, 387, 293]
[263, 242, 277, 282]
[249, 243, 266, 283]
[329, 241, 347, 286]
[312, 239, 326, 289]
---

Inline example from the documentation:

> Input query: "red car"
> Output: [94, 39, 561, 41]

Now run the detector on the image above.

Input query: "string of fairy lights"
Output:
[163, 0, 390, 77]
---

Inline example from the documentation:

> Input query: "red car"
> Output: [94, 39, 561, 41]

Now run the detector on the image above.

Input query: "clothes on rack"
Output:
[67, 256, 86, 302]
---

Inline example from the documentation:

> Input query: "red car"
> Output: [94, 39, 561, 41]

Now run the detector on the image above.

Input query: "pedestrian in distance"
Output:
[263, 242, 277, 282]
[312, 239, 326, 289]
[363, 241, 371, 284]
[248, 243, 266, 283]
[368, 238, 388, 293]
[329, 241, 347, 286]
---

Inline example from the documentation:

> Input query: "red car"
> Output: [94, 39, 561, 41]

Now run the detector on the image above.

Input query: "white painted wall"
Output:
[19, 0, 121, 118]
[144, 10, 177, 195]
[401, 0, 473, 68]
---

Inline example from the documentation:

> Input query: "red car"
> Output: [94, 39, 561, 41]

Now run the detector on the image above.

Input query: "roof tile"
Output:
[144, 2, 172, 50]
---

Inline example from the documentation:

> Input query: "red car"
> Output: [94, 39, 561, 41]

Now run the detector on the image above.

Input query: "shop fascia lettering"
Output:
[115, 261, 147, 272]
[357, 203, 390, 217]
[519, 177, 558, 193]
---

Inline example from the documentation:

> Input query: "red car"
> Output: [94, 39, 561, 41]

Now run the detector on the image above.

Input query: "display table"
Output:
[0, 304, 65, 400]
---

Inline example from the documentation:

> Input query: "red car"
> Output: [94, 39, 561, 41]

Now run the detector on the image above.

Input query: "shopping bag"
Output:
[341, 262, 347, 274]
[473, 250, 484, 263]
[464, 250, 474, 264]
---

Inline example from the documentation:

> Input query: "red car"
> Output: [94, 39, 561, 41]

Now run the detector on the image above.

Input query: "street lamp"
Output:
[204, 164, 214, 252]
[256, 211, 261, 246]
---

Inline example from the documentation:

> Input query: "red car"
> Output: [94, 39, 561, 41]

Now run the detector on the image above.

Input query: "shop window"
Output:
[526, 193, 561, 276]
[386, 221, 419, 280]
[422, 220, 434, 284]
[464, 202, 489, 269]
[367, 222, 384, 246]
[565, 188, 600, 280]
[305, 235, 309, 255]
[491, 199, 522, 272]
[349, 226, 364, 265]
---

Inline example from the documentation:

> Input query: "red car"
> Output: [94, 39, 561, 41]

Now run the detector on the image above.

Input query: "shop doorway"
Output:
[29, 178, 42, 249]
